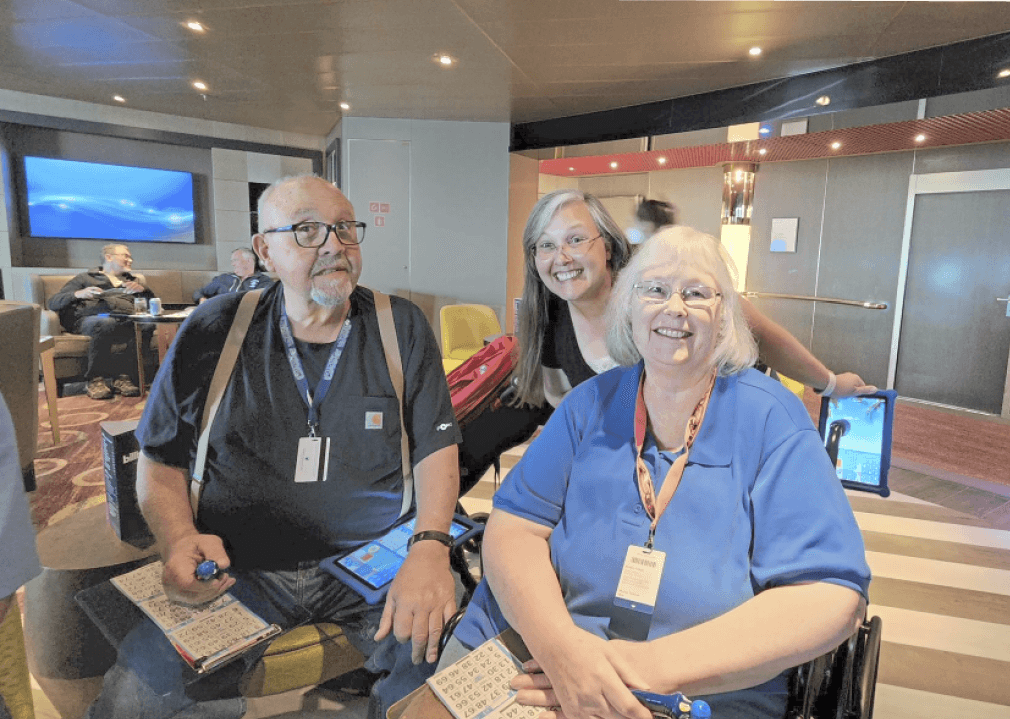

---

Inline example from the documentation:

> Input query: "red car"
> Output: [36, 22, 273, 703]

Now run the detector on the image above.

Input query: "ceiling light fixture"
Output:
[185, 21, 205, 32]
[192, 80, 208, 91]
[339, 102, 350, 110]
[999, 69, 1010, 78]
[830, 141, 841, 150]
[759, 126, 771, 135]
[749, 47, 762, 57]
[657, 157, 667, 165]
[113, 95, 125, 103]
[915, 134, 926, 143]
[433, 53, 456, 67]
[569, 167, 575, 171]
[758, 148, 767, 155]
[610, 161, 618, 169]
[816, 95, 831, 106]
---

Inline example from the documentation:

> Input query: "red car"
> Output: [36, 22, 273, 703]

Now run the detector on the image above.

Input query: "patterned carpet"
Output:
[30, 390, 146, 530]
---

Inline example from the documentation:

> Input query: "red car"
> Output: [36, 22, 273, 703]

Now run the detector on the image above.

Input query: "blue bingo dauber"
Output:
[632, 689, 711, 719]
[195, 560, 221, 582]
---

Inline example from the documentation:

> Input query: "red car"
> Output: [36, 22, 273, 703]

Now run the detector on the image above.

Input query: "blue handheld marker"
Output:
[195, 560, 220, 582]
[631, 689, 711, 719]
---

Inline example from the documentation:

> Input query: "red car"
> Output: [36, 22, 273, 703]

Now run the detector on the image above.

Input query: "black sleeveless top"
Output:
[542, 295, 597, 388]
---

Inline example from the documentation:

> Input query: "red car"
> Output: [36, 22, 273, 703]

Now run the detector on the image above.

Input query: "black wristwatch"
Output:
[406, 530, 454, 550]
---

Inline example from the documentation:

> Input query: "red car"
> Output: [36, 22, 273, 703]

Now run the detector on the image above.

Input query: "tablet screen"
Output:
[336, 518, 471, 590]
[822, 394, 891, 491]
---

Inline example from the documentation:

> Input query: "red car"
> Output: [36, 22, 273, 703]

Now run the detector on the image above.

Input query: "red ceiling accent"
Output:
[539, 107, 1010, 176]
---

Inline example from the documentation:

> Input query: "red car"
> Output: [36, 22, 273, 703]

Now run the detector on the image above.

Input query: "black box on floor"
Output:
[101, 419, 153, 547]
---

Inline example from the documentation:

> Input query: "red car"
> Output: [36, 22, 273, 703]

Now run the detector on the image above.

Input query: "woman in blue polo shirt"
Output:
[450, 227, 871, 719]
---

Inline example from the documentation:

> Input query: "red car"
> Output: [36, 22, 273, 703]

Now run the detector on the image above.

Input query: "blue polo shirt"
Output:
[454, 364, 870, 717]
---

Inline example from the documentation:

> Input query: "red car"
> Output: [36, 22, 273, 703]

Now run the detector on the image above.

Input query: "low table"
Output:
[23, 503, 156, 718]
[105, 310, 192, 397]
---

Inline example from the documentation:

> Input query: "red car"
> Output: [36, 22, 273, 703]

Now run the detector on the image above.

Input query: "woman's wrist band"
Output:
[815, 371, 837, 398]
[406, 530, 454, 550]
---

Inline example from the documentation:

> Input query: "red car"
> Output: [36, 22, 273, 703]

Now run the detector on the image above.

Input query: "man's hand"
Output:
[832, 372, 877, 399]
[74, 287, 102, 299]
[374, 541, 455, 665]
[512, 629, 652, 719]
[123, 280, 146, 294]
[161, 533, 235, 606]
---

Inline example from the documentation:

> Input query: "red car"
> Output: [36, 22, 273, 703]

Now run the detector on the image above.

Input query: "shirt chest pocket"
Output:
[332, 396, 402, 473]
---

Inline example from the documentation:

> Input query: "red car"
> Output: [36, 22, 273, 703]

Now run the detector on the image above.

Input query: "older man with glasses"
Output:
[48, 243, 154, 399]
[85, 175, 462, 719]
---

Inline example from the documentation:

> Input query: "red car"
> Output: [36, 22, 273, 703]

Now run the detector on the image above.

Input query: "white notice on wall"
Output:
[770, 218, 798, 253]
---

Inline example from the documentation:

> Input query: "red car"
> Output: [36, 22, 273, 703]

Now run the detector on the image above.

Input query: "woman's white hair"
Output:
[605, 226, 758, 375]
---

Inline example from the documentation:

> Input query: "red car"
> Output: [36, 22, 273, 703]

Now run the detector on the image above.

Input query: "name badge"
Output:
[295, 436, 330, 483]
[614, 545, 666, 613]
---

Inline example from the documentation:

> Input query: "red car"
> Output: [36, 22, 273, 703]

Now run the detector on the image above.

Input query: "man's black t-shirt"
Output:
[136, 282, 461, 570]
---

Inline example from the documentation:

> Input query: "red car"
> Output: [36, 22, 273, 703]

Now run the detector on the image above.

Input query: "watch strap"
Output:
[407, 530, 454, 550]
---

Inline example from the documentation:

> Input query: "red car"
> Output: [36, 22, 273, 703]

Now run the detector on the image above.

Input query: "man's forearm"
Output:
[136, 451, 201, 550]
[411, 444, 459, 533]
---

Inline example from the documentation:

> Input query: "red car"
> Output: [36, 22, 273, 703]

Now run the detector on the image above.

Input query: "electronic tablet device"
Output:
[319, 514, 482, 604]
[817, 390, 897, 497]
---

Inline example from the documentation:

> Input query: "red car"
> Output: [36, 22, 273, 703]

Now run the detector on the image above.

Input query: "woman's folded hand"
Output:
[513, 628, 653, 719]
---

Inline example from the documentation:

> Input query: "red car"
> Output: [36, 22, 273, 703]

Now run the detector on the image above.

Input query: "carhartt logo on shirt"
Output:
[365, 412, 383, 430]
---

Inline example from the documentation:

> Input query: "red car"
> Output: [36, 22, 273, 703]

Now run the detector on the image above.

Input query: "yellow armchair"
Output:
[440, 305, 501, 373]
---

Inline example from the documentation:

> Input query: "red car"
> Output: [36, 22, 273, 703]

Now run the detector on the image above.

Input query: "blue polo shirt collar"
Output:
[613, 363, 736, 468]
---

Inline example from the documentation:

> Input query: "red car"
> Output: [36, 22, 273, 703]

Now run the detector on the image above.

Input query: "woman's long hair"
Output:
[512, 190, 633, 407]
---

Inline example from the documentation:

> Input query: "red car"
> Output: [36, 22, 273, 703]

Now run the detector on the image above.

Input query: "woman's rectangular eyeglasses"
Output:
[533, 234, 602, 260]
[262, 220, 366, 248]
[633, 281, 721, 307]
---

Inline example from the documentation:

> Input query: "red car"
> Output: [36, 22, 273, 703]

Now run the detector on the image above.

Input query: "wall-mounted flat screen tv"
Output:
[23, 157, 196, 243]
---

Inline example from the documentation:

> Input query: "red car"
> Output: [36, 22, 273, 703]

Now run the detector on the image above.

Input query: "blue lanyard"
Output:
[278, 307, 352, 436]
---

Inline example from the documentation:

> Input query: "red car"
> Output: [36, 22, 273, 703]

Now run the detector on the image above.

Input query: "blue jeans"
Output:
[84, 563, 434, 719]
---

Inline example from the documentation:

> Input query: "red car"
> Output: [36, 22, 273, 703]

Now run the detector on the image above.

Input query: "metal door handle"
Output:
[998, 297, 1010, 302]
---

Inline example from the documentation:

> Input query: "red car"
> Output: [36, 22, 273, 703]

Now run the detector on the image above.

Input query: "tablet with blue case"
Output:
[319, 514, 482, 604]
[817, 390, 897, 497]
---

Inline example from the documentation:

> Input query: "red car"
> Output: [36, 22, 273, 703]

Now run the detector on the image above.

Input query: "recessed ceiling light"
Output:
[759, 126, 771, 135]
[816, 95, 831, 106]
[113, 95, 125, 103]
[749, 47, 762, 57]
[758, 148, 767, 155]
[185, 21, 205, 32]
[998, 69, 1010, 78]
[831, 141, 841, 150]
[339, 102, 350, 110]
[569, 167, 574, 171]
[432, 53, 456, 67]
[610, 161, 618, 169]
[657, 157, 667, 165]
[192, 80, 208, 91]
[915, 134, 926, 143]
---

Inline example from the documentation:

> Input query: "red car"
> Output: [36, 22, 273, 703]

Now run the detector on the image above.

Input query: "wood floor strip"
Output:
[855, 512, 1010, 549]
[848, 495, 987, 525]
[868, 576, 1010, 626]
[877, 644, 1010, 707]
[867, 551, 1010, 596]
[872, 605, 1010, 662]
[862, 530, 1010, 571]
[875, 682, 1010, 718]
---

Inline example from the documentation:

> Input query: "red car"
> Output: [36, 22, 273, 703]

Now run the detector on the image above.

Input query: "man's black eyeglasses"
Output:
[262, 220, 367, 248]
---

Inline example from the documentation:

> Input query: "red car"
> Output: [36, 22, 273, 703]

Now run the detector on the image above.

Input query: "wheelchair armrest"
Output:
[437, 607, 467, 663]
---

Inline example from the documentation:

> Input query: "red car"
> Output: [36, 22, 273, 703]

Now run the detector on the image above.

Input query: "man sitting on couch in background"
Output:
[48, 243, 154, 400]
[192, 247, 274, 303]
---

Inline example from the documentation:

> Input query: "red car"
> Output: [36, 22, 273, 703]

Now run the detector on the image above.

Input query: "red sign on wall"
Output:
[374, 216, 385, 227]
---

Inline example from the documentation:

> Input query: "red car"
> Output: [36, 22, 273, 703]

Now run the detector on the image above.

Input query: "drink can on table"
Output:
[149, 297, 162, 316]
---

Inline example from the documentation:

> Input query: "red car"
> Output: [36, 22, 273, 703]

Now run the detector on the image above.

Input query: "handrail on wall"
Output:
[741, 292, 889, 310]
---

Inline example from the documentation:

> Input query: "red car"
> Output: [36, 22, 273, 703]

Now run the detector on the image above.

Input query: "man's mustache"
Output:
[312, 259, 350, 276]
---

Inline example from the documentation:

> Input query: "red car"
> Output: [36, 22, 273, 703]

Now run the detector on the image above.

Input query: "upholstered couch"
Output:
[28, 270, 220, 395]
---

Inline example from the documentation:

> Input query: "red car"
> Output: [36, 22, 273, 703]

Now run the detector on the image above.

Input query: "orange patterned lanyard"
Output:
[633, 369, 717, 549]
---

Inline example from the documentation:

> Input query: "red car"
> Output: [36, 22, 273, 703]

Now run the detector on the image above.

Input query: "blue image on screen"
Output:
[820, 392, 895, 497]
[24, 157, 196, 243]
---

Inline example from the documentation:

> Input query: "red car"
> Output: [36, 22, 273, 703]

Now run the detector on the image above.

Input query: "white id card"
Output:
[295, 436, 330, 483]
[613, 545, 666, 613]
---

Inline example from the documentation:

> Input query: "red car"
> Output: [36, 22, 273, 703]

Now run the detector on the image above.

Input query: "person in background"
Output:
[85, 175, 461, 719]
[511, 189, 875, 410]
[627, 198, 677, 245]
[446, 227, 870, 719]
[192, 247, 274, 303]
[48, 243, 154, 400]
[0, 392, 42, 719]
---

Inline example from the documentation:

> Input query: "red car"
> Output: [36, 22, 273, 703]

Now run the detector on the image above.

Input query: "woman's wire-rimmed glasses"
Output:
[262, 220, 367, 248]
[633, 281, 722, 307]
[533, 234, 602, 260]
